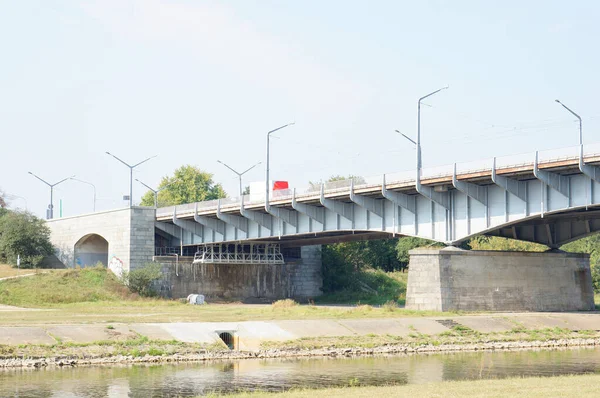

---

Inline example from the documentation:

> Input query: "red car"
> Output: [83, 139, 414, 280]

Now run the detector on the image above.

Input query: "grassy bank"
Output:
[315, 269, 407, 306]
[261, 325, 600, 351]
[0, 264, 38, 279]
[2, 323, 600, 361]
[0, 335, 220, 359]
[208, 374, 600, 398]
[0, 267, 448, 325]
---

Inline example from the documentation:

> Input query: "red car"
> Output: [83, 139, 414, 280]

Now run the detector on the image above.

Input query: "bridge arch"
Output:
[74, 233, 109, 267]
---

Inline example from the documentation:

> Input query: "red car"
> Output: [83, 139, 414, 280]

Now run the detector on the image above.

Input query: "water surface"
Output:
[2, 348, 600, 397]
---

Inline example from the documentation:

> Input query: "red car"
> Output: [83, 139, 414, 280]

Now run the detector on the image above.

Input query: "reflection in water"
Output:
[2, 348, 600, 397]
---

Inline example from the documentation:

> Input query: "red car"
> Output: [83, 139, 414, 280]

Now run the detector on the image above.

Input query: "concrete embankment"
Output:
[2, 312, 600, 369]
[3, 338, 600, 369]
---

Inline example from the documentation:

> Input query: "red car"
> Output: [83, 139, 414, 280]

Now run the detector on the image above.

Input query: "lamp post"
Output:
[135, 179, 176, 208]
[395, 129, 416, 146]
[217, 160, 261, 197]
[265, 122, 295, 210]
[416, 86, 448, 176]
[105, 152, 157, 207]
[555, 99, 582, 146]
[28, 172, 75, 219]
[70, 177, 96, 212]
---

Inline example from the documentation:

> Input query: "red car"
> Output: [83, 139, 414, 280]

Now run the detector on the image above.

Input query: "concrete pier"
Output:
[406, 247, 595, 312]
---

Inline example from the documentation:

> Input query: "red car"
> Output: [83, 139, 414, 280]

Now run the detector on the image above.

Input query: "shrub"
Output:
[271, 299, 298, 308]
[121, 262, 163, 297]
[382, 300, 398, 311]
[0, 210, 53, 268]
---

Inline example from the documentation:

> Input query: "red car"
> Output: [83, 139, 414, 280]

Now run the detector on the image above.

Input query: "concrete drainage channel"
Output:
[216, 330, 238, 350]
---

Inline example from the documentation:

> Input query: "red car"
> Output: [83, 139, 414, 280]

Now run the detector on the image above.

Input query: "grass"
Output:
[0, 263, 39, 279]
[260, 325, 600, 351]
[315, 269, 408, 306]
[207, 374, 600, 397]
[0, 267, 450, 325]
[0, 265, 136, 306]
[0, 333, 220, 358]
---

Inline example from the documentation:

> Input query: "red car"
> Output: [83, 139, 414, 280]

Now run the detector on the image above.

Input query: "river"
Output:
[2, 348, 600, 397]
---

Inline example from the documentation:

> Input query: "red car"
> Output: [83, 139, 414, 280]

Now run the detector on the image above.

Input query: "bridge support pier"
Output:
[405, 247, 594, 312]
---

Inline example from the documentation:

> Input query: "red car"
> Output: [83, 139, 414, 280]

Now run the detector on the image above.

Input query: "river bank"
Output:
[208, 374, 600, 398]
[3, 334, 600, 369]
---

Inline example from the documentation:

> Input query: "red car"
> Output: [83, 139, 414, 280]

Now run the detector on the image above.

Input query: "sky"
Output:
[1, 0, 600, 218]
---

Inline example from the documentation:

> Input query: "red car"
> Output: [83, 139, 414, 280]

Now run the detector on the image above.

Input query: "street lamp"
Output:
[217, 160, 262, 197]
[265, 122, 295, 210]
[70, 177, 96, 212]
[28, 172, 75, 219]
[395, 129, 416, 146]
[105, 152, 157, 207]
[135, 179, 176, 208]
[555, 99, 582, 146]
[417, 86, 448, 174]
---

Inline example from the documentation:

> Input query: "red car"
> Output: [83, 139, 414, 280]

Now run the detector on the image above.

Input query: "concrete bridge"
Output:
[46, 143, 600, 312]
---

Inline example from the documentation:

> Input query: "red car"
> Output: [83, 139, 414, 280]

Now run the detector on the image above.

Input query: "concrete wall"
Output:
[406, 247, 595, 312]
[46, 207, 155, 275]
[153, 246, 323, 301]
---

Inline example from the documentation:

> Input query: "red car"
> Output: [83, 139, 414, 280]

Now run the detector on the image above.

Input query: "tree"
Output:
[140, 165, 226, 207]
[562, 234, 600, 292]
[0, 189, 6, 208]
[0, 210, 54, 267]
[468, 236, 546, 252]
[396, 237, 443, 271]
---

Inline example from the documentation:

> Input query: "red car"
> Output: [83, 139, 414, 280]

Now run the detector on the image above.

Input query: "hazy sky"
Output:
[2, 0, 599, 218]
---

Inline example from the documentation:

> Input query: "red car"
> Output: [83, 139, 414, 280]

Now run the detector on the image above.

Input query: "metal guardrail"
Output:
[156, 142, 600, 218]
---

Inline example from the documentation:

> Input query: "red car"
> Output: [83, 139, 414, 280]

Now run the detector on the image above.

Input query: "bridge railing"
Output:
[156, 141, 600, 219]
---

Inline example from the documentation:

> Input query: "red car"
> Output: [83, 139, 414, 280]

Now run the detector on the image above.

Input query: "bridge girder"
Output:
[156, 145, 600, 248]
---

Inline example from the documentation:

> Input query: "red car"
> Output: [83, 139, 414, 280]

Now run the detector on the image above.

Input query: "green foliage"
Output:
[0, 189, 6, 208]
[0, 265, 133, 306]
[0, 210, 53, 268]
[121, 262, 163, 297]
[468, 236, 546, 252]
[140, 165, 226, 207]
[396, 237, 443, 266]
[562, 233, 600, 292]
[317, 267, 407, 305]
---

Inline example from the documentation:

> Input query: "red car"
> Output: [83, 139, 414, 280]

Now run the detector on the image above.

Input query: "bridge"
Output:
[46, 142, 599, 312]
[155, 143, 600, 250]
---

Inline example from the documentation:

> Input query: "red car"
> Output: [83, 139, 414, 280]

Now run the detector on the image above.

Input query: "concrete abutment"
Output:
[406, 247, 595, 312]
[153, 245, 323, 302]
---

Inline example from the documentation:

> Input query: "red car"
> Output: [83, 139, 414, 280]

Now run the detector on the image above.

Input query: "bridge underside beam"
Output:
[486, 209, 600, 248]
[292, 189, 325, 224]
[534, 151, 570, 197]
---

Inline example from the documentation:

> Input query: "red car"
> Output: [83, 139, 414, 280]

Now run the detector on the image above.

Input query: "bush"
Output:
[0, 210, 53, 268]
[271, 299, 298, 308]
[121, 262, 163, 297]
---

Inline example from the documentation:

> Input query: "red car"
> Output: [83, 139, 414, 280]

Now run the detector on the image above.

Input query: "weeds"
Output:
[272, 299, 298, 309]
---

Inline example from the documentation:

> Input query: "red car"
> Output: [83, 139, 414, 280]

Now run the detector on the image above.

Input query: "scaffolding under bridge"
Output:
[192, 243, 285, 265]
